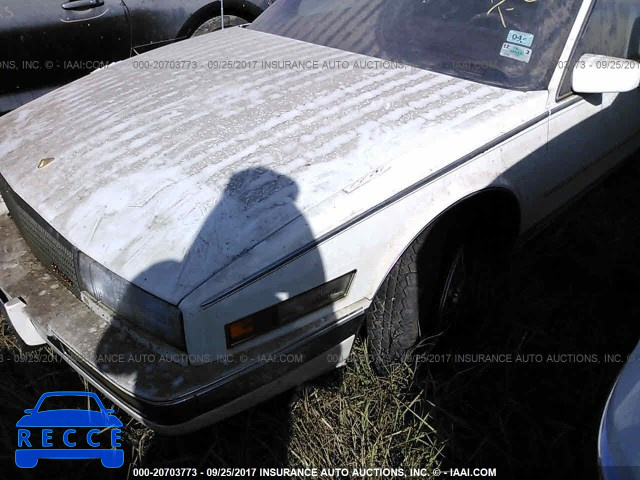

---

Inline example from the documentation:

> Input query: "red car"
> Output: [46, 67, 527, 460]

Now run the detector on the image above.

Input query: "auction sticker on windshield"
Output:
[500, 43, 533, 63]
[507, 30, 535, 47]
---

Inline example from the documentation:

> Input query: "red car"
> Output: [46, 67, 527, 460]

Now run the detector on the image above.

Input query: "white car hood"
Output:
[0, 27, 546, 304]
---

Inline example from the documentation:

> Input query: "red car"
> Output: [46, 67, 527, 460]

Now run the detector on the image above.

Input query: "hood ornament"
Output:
[37, 157, 54, 169]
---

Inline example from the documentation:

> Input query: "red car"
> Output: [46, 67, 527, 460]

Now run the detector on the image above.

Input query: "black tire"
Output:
[191, 15, 250, 37]
[366, 217, 469, 370]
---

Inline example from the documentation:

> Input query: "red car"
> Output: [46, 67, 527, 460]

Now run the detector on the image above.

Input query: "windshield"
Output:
[250, 0, 583, 90]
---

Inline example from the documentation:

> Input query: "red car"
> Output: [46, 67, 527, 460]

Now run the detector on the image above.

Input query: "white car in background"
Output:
[0, 0, 639, 433]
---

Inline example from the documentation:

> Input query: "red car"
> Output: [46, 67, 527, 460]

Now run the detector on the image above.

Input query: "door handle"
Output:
[62, 0, 104, 10]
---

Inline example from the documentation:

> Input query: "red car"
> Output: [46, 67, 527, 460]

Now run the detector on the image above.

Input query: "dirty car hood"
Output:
[0, 27, 544, 304]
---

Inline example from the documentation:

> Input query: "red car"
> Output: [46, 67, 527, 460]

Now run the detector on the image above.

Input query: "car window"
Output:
[37, 395, 102, 412]
[250, 0, 583, 91]
[558, 0, 640, 98]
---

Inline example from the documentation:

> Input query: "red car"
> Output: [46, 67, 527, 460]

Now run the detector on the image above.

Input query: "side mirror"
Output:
[23, 409, 34, 414]
[572, 54, 640, 94]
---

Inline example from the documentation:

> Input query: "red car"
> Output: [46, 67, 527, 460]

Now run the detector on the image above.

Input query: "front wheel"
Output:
[366, 220, 472, 370]
[191, 15, 250, 37]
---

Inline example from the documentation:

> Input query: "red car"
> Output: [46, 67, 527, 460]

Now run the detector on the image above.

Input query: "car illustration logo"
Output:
[15, 391, 124, 468]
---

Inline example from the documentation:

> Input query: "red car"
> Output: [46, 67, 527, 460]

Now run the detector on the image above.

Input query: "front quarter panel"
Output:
[180, 90, 550, 362]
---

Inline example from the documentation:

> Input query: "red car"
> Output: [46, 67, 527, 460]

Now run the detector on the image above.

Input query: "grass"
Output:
[2, 152, 640, 479]
[287, 341, 442, 472]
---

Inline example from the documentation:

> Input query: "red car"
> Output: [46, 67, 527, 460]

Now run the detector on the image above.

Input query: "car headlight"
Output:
[225, 270, 356, 347]
[77, 252, 186, 350]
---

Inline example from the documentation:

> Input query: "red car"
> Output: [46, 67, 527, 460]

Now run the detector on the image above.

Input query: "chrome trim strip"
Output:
[549, 95, 583, 115]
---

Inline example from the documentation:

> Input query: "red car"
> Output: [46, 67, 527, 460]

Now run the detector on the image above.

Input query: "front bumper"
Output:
[0, 211, 363, 434]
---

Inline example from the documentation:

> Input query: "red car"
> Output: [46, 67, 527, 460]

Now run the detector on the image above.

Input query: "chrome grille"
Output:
[0, 177, 80, 297]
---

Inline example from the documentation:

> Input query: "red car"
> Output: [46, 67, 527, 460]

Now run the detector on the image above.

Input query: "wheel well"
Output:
[368, 187, 520, 304]
[390, 186, 521, 291]
[364, 188, 521, 352]
[177, 1, 261, 38]
[435, 187, 521, 259]
[363, 187, 520, 344]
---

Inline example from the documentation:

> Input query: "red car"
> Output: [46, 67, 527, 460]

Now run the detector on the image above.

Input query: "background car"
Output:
[0, 0, 271, 113]
[599, 341, 640, 480]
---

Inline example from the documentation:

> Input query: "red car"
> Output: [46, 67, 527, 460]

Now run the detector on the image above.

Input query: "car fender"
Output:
[125, 0, 268, 52]
[176, 0, 270, 39]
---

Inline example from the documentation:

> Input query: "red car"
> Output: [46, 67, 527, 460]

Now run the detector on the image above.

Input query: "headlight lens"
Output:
[78, 252, 186, 350]
[225, 270, 356, 347]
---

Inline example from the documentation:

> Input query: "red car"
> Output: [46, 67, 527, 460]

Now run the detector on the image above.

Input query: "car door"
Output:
[0, 0, 130, 113]
[540, 0, 640, 219]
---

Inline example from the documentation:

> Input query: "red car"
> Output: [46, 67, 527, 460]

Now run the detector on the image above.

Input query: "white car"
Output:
[1, 0, 639, 433]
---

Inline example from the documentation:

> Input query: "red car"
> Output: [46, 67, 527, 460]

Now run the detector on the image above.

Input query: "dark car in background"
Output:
[0, 0, 271, 113]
